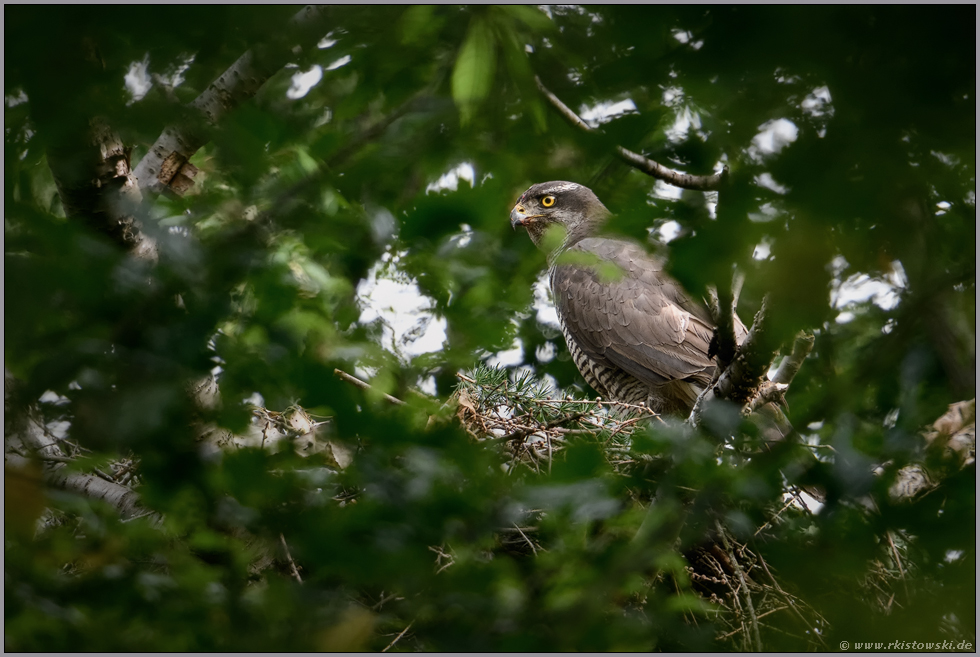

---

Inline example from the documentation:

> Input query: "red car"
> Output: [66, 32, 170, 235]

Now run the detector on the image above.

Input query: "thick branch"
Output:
[886, 398, 976, 500]
[535, 76, 727, 191]
[742, 381, 789, 416]
[20, 31, 155, 259]
[713, 297, 780, 405]
[45, 118, 157, 260]
[133, 5, 331, 196]
[5, 371, 159, 523]
[49, 468, 152, 522]
[711, 282, 739, 373]
[690, 297, 785, 428]
[771, 332, 815, 386]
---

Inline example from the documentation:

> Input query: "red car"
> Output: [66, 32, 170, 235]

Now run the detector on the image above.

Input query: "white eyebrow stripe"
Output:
[543, 183, 581, 194]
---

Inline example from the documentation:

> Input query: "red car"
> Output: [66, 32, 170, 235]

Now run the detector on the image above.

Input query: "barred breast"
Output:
[557, 313, 650, 408]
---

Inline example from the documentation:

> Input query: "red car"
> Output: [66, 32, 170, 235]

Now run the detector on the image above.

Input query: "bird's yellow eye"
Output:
[541, 195, 556, 207]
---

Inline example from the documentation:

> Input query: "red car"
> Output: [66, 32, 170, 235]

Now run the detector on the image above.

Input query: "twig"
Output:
[552, 428, 593, 435]
[753, 495, 799, 537]
[604, 414, 649, 443]
[513, 524, 539, 555]
[381, 622, 413, 653]
[371, 592, 404, 611]
[756, 553, 825, 644]
[886, 531, 909, 598]
[715, 520, 762, 652]
[535, 76, 727, 191]
[333, 369, 405, 405]
[279, 533, 303, 584]
[494, 411, 588, 444]
[120, 510, 158, 524]
[31, 453, 75, 463]
[517, 442, 542, 474]
[93, 467, 116, 483]
[428, 545, 455, 574]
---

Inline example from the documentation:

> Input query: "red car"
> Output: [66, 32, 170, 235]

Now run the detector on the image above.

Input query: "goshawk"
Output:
[511, 181, 749, 415]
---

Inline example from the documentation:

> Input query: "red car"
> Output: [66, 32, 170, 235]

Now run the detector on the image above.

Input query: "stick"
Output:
[715, 520, 762, 652]
[756, 554, 826, 645]
[279, 533, 304, 584]
[494, 411, 588, 444]
[333, 369, 405, 405]
[381, 622, 413, 653]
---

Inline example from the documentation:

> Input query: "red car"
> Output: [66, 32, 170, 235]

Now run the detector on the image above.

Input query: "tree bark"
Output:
[133, 5, 331, 195]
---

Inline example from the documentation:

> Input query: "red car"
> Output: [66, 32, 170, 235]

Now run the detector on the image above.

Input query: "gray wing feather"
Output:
[551, 237, 722, 389]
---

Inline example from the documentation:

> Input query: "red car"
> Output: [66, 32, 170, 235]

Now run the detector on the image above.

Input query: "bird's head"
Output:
[510, 181, 610, 252]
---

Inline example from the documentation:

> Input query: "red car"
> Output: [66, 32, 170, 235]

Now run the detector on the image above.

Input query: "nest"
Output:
[454, 365, 831, 650]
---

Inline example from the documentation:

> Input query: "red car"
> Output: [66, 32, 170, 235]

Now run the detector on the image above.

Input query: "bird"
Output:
[510, 180, 750, 416]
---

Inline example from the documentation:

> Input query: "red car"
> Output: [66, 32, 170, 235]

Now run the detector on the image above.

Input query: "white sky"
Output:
[426, 163, 476, 194]
[356, 249, 448, 359]
[578, 98, 638, 128]
[831, 256, 907, 324]
[748, 118, 799, 162]
[287, 66, 324, 99]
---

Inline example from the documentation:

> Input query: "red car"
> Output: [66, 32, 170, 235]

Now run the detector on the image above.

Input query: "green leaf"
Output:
[452, 17, 497, 124]
[496, 5, 553, 32]
[399, 5, 442, 45]
[496, 19, 547, 131]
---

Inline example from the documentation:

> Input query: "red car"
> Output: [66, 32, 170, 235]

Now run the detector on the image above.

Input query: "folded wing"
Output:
[551, 237, 724, 392]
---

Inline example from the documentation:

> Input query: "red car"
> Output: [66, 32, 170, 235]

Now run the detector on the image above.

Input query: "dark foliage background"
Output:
[5, 5, 975, 651]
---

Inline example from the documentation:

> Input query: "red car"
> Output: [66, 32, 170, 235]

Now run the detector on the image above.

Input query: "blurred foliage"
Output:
[4, 5, 975, 651]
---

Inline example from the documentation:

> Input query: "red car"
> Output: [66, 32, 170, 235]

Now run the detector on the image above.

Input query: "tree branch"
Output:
[334, 369, 405, 406]
[45, 117, 157, 260]
[19, 30, 155, 259]
[742, 381, 789, 416]
[690, 296, 784, 426]
[5, 370, 160, 523]
[133, 5, 331, 196]
[711, 281, 739, 373]
[771, 332, 815, 386]
[535, 76, 728, 191]
[714, 297, 778, 404]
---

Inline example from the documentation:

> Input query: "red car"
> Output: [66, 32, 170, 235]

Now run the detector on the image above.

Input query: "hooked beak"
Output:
[510, 205, 541, 230]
